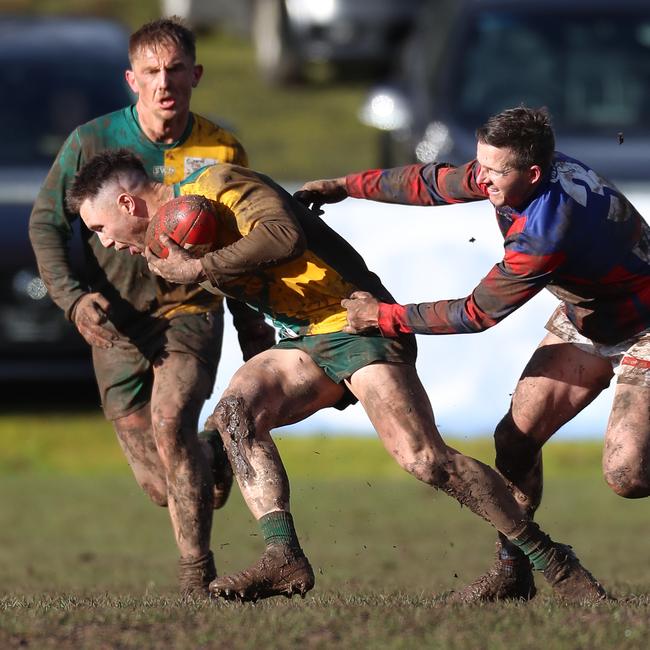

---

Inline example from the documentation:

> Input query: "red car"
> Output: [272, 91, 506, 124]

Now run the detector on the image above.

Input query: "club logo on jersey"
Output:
[184, 157, 217, 177]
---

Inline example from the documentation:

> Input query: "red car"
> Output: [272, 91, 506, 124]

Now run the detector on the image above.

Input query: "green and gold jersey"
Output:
[29, 105, 247, 328]
[177, 164, 394, 337]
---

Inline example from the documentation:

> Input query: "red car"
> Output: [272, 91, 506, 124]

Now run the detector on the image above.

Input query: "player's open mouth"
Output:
[159, 97, 176, 109]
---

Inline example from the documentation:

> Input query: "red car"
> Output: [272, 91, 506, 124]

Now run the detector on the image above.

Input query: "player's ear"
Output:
[529, 164, 542, 184]
[191, 64, 203, 88]
[125, 69, 139, 94]
[117, 192, 137, 216]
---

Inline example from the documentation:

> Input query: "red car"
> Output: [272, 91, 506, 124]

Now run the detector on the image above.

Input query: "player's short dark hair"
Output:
[66, 149, 148, 213]
[476, 106, 555, 172]
[129, 16, 196, 63]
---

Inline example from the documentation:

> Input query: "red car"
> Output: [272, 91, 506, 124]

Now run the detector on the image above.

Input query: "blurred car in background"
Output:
[0, 16, 133, 384]
[360, 0, 650, 183]
[162, 0, 425, 85]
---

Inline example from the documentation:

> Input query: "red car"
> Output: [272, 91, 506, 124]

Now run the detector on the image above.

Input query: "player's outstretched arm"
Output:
[293, 177, 348, 212]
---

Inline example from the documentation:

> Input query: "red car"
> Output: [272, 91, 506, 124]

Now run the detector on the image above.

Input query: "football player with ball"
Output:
[66, 147, 608, 605]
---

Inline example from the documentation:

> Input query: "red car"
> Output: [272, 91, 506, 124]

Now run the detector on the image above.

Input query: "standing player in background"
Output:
[296, 105, 650, 602]
[29, 17, 275, 596]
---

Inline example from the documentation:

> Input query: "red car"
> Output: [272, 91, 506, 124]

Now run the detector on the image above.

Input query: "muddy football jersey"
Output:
[346, 153, 650, 345]
[29, 106, 248, 329]
[177, 164, 394, 337]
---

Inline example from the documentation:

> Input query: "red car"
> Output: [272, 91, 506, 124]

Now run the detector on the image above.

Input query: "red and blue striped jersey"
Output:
[346, 153, 650, 345]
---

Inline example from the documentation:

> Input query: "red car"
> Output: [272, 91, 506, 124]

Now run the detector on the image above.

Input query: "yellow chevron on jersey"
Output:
[267, 253, 355, 335]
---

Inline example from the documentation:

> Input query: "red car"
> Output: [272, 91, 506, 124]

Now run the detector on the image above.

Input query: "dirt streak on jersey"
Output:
[346, 153, 650, 345]
[29, 105, 247, 329]
[178, 164, 394, 336]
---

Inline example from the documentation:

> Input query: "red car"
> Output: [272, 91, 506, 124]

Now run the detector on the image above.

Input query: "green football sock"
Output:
[508, 522, 555, 571]
[259, 511, 300, 549]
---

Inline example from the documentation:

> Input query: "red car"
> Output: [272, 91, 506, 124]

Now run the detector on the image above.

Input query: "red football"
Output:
[146, 194, 219, 259]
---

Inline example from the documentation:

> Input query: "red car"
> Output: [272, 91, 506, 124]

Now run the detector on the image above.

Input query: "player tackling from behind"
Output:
[297, 105, 650, 602]
[65, 149, 607, 604]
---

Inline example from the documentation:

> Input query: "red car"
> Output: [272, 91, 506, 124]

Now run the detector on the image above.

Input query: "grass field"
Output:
[0, 414, 649, 649]
[2, 3, 649, 647]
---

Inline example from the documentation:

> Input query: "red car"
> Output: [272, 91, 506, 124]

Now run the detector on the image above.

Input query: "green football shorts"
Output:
[274, 329, 417, 410]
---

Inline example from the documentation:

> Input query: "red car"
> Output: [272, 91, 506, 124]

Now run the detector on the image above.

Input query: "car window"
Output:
[0, 58, 131, 167]
[451, 9, 650, 135]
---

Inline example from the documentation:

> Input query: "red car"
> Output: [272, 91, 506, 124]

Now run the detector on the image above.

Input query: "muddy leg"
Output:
[348, 361, 608, 603]
[113, 405, 167, 507]
[603, 383, 650, 498]
[348, 362, 526, 534]
[497, 333, 614, 519]
[207, 349, 344, 601]
[150, 352, 215, 593]
[450, 333, 612, 602]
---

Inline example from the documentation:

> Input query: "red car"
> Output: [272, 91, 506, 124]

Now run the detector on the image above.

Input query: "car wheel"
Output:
[252, 0, 303, 85]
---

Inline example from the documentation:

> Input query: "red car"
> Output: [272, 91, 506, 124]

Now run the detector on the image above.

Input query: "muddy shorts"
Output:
[546, 304, 650, 388]
[92, 309, 224, 420]
[274, 330, 417, 409]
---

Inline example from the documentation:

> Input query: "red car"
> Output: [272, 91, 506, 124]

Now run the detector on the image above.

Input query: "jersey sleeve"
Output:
[28, 130, 87, 320]
[345, 160, 488, 206]
[377, 235, 566, 336]
[200, 180, 306, 288]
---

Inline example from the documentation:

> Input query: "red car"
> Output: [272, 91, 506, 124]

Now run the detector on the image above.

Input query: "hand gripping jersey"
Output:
[345, 153, 650, 345]
[29, 106, 248, 329]
[177, 164, 394, 337]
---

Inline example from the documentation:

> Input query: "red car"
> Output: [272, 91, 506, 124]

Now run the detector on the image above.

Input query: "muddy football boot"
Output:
[179, 550, 217, 598]
[448, 541, 536, 603]
[209, 544, 315, 603]
[198, 429, 234, 509]
[541, 543, 608, 603]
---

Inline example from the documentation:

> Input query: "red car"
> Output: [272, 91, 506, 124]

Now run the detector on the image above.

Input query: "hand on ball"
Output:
[145, 234, 205, 284]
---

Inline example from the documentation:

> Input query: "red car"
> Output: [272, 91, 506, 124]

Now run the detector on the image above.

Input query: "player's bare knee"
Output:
[604, 464, 650, 498]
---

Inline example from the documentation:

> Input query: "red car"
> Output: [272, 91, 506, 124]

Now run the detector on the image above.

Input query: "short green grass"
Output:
[0, 414, 648, 649]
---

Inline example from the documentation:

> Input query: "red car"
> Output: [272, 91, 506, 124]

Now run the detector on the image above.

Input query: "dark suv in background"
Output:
[360, 0, 650, 182]
[0, 17, 133, 384]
